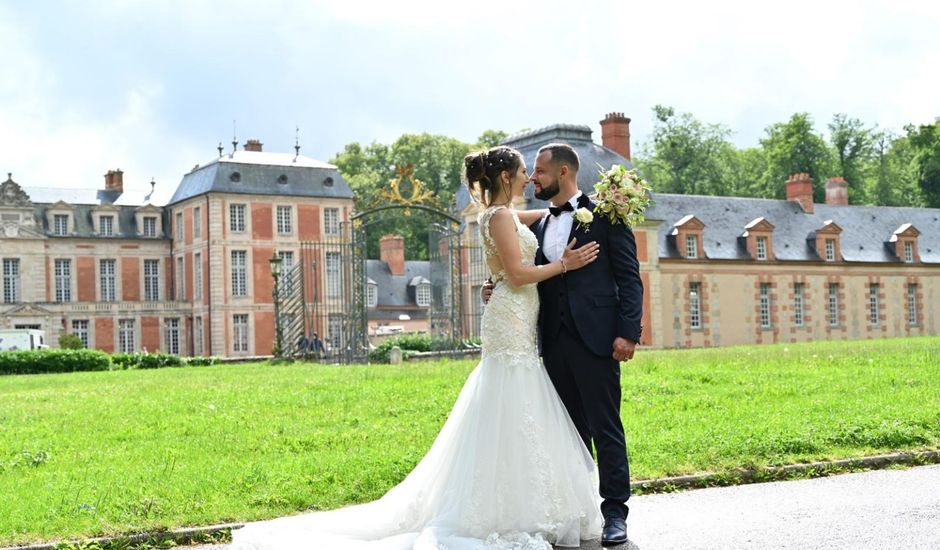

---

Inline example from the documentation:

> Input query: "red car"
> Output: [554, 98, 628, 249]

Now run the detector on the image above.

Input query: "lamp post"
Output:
[269, 254, 283, 358]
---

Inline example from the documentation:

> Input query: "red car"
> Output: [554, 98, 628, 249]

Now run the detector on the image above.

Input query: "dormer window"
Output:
[825, 239, 835, 261]
[890, 224, 920, 263]
[367, 279, 378, 308]
[417, 283, 431, 307]
[685, 235, 698, 259]
[756, 236, 768, 261]
[904, 241, 914, 262]
[143, 217, 157, 237]
[54, 214, 69, 236]
[813, 220, 842, 263]
[99, 215, 114, 236]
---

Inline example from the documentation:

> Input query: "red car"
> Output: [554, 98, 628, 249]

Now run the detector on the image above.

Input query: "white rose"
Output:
[574, 207, 594, 224]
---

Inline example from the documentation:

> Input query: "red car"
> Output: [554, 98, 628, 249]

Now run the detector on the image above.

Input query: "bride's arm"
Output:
[515, 208, 548, 226]
[488, 208, 598, 286]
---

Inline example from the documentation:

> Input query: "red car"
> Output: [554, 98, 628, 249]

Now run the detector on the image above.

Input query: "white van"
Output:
[0, 329, 49, 351]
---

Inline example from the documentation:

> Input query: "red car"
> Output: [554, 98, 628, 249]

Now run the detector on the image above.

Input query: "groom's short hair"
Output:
[538, 143, 580, 173]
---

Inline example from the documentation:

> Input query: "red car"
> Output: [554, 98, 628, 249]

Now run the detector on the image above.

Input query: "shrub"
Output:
[0, 349, 110, 375]
[111, 352, 184, 369]
[368, 334, 434, 363]
[58, 333, 85, 350]
[184, 356, 220, 367]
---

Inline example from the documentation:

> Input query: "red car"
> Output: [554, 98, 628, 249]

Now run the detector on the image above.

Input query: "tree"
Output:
[331, 133, 489, 259]
[906, 119, 940, 208]
[760, 113, 834, 201]
[634, 105, 735, 196]
[828, 114, 876, 204]
[476, 129, 509, 149]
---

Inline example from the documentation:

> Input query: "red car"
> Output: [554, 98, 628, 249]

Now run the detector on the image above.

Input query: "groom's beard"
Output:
[534, 179, 560, 201]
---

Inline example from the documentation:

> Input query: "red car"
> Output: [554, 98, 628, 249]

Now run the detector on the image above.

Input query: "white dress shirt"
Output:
[542, 192, 583, 262]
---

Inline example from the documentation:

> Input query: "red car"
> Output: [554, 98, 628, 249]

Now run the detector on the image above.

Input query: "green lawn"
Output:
[1, 336, 939, 545]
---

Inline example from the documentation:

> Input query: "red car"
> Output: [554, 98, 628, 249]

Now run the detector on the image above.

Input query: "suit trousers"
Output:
[542, 324, 631, 520]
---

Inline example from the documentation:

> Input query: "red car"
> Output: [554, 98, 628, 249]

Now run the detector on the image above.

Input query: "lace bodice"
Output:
[478, 206, 540, 362]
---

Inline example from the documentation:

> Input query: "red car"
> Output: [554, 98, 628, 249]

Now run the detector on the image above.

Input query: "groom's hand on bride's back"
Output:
[612, 337, 637, 363]
[481, 279, 495, 305]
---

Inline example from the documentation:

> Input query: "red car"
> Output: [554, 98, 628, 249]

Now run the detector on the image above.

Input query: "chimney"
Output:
[825, 176, 849, 206]
[244, 139, 263, 152]
[785, 173, 814, 214]
[380, 234, 406, 276]
[104, 169, 124, 193]
[600, 112, 632, 161]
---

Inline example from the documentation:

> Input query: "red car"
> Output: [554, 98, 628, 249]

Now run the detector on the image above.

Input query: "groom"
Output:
[531, 143, 643, 546]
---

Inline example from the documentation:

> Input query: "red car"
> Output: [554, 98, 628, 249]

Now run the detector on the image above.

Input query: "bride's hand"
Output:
[561, 238, 600, 271]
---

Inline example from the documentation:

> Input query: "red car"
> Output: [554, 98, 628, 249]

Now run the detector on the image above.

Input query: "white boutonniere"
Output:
[574, 207, 594, 232]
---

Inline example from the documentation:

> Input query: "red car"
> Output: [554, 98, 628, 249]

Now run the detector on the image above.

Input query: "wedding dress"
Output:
[231, 205, 602, 550]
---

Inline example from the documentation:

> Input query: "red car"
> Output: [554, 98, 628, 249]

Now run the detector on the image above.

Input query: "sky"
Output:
[1, 0, 938, 205]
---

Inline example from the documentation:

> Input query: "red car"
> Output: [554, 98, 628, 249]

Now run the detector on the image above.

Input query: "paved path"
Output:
[189, 465, 940, 549]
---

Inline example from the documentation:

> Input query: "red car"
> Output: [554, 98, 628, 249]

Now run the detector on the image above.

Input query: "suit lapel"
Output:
[566, 195, 595, 246]
[534, 214, 549, 266]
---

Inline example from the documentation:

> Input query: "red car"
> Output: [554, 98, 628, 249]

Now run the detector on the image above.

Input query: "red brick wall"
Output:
[45, 257, 51, 301]
[185, 252, 193, 302]
[95, 317, 114, 352]
[635, 230, 648, 262]
[184, 207, 192, 246]
[122, 258, 140, 301]
[253, 246, 274, 304]
[640, 271, 652, 346]
[77, 256, 96, 301]
[252, 204, 273, 240]
[298, 205, 320, 240]
[254, 311, 275, 356]
[141, 316, 160, 352]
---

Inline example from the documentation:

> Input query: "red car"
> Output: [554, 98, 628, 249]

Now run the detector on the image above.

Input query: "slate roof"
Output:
[168, 151, 353, 205]
[646, 193, 940, 264]
[455, 123, 634, 214]
[29, 203, 169, 239]
[366, 259, 431, 320]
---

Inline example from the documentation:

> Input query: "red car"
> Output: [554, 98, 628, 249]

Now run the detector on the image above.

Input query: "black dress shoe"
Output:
[601, 516, 628, 546]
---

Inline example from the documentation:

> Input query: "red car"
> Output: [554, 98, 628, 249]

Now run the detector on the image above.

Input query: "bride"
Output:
[231, 145, 603, 549]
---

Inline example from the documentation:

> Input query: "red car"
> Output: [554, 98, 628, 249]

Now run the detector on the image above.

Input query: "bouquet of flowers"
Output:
[591, 164, 653, 228]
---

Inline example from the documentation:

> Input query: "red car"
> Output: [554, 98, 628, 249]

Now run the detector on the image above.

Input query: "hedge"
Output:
[368, 335, 482, 363]
[0, 349, 111, 375]
[1, 350, 221, 376]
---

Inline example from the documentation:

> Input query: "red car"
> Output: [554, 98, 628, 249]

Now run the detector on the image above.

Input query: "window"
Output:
[325, 252, 342, 298]
[793, 283, 805, 327]
[825, 239, 836, 262]
[229, 204, 246, 232]
[685, 235, 698, 259]
[176, 257, 185, 301]
[99, 215, 114, 236]
[278, 250, 295, 293]
[176, 212, 184, 240]
[3, 258, 20, 303]
[231, 251, 247, 296]
[907, 284, 918, 326]
[54, 259, 71, 302]
[100, 259, 116, 302]
[144, 259, 160, 301]
[118, 319, 135, 353]
[328, 314, 343, 351]
[194, 253, 202, 301]
[195, 317, 204, 356]
[193, 207, 201, 239]
[689, 281, 701, 329]
[324, 207, 340, 236]
[904, 241, 914, 262]
[233, 314, 249, 353]
[828, 283, 840, 327]
[54, 214, 69, 236]
[417, 284, 431, 307]
[71, 320, 89, 349]
[367, 283, 377, 308]
[756, 236, 768, 260]
[869, 284, 880, 326]
[759, 283, 771, 328]
[276, 206, 293, 234]
[143, 216, 157, 238]
[164, 318, 180, 355]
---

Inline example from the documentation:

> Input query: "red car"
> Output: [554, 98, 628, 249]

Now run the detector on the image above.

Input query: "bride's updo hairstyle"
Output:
[464, 146, 522, 206]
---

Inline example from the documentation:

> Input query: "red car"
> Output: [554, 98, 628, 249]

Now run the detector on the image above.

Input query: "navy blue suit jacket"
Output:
[532, 198, 644, 357]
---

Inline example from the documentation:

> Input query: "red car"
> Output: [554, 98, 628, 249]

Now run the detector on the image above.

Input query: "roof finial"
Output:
[294, 125, 301, 161]
[150, 177, 156, 191]
[231, 120, 238, 156]
[217, 142, 224, 157]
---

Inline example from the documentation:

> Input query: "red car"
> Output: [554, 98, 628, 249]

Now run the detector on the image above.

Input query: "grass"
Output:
[1, 336, 939, 545]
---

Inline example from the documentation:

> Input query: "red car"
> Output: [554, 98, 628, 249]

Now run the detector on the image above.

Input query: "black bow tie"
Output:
[549, 202, 574, 217]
